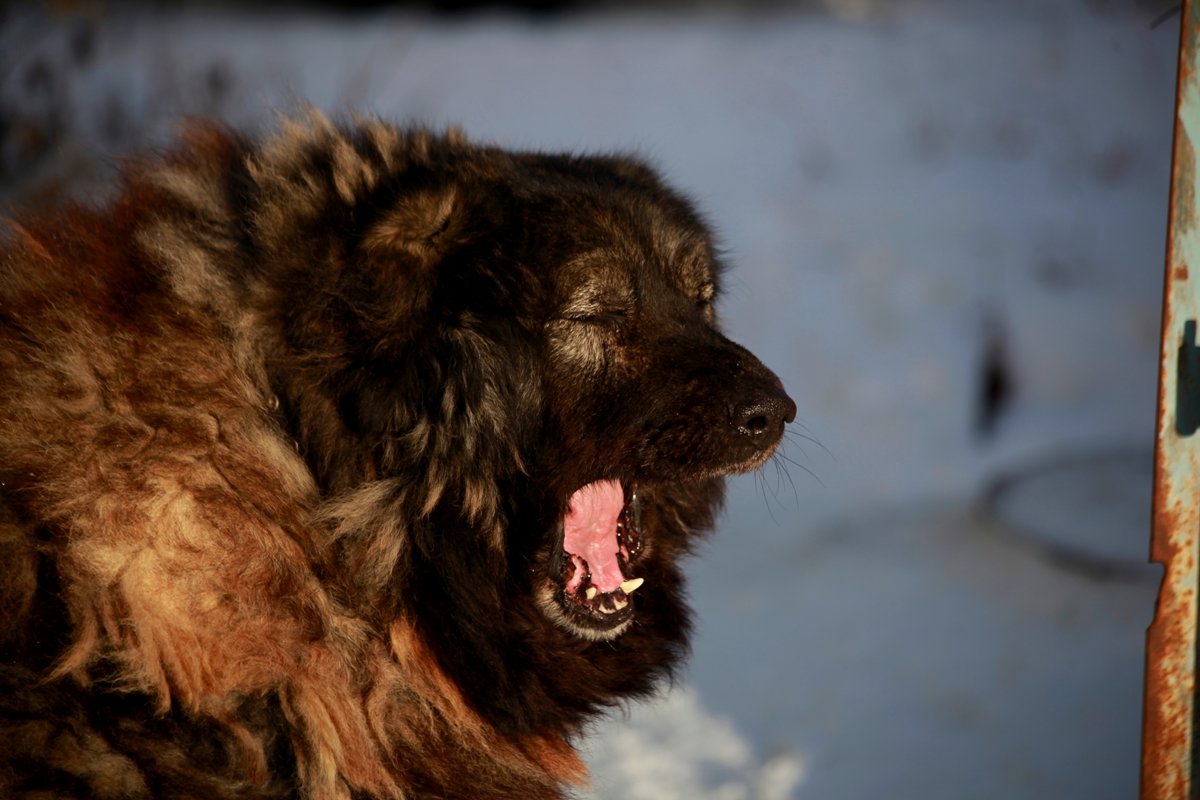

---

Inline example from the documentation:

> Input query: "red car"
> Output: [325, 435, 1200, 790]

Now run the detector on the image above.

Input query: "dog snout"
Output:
[731, 385, 796, 439]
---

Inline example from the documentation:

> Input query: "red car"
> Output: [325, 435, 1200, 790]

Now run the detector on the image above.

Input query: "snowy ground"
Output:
[0, 2, 1179, 797]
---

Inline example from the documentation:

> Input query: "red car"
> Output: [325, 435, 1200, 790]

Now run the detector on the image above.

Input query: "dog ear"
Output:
[362, 184, 459, 263]
[344, 182, 465, 338]
[316, 183, 542, 579]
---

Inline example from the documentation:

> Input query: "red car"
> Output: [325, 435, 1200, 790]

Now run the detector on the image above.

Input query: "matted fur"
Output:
[0, 110, 794, 799]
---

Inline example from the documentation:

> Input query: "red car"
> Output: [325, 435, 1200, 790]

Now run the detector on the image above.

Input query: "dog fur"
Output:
[0, 111, 794, 799]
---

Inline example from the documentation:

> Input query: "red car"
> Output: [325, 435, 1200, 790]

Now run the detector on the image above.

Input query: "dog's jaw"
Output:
[536, 583, 635, 642]
[541, 479, 646, 640]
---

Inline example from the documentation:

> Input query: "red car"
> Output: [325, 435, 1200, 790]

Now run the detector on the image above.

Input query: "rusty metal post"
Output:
[1145, 4, 1200, 798]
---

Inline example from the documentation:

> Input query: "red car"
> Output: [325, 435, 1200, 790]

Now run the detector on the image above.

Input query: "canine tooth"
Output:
[585, 587, 597, 600]
[619, 578, 644, 595]
[613, 597, 629, 610]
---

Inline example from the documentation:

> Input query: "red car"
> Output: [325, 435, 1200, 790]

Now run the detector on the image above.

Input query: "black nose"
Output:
[732, 387, 797, 437]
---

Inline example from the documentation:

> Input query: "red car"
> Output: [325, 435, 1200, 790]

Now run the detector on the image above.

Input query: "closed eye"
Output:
[564, 309, 628, 328]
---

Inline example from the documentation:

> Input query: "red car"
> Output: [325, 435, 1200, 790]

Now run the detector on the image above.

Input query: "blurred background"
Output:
[0, 1, 1180, 797]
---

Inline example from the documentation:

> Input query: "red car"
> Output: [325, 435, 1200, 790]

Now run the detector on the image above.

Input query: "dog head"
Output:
[250, 115, 793, 722]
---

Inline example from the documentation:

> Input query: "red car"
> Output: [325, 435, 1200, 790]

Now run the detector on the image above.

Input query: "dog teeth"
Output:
[619, 578, 644, 595]
[580, 580, 639, 609]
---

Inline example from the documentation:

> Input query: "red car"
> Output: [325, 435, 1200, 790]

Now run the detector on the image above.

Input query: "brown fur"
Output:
[0, 110, 793, 799]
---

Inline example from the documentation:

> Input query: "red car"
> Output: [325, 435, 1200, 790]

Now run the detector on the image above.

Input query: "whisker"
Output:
[755, 470, 781, 525]
[783, 428, 834, 461]
[773, 448, 825, 489]
[773, 453, 800, 511]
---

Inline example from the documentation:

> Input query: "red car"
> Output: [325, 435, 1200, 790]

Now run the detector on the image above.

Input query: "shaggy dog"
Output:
[0, 112, 795, 799]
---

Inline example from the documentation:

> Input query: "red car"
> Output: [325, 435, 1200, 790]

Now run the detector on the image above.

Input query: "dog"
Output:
[0, 111, 795, 799]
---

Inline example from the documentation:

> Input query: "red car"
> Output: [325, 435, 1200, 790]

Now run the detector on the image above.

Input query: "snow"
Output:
[0, 2, 1177, 797]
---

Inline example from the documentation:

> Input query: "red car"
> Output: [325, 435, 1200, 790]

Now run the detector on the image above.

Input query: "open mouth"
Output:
[546, 478, 645, 640]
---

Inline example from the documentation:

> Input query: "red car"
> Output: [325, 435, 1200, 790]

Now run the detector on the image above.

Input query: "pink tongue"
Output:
[563, 479, 626, 594]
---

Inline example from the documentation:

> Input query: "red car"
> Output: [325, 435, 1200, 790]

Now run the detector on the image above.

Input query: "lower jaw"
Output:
[536, 582, 634, 642]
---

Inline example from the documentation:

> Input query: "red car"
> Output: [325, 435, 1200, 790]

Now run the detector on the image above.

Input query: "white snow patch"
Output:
[580, 688, 806, 800]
